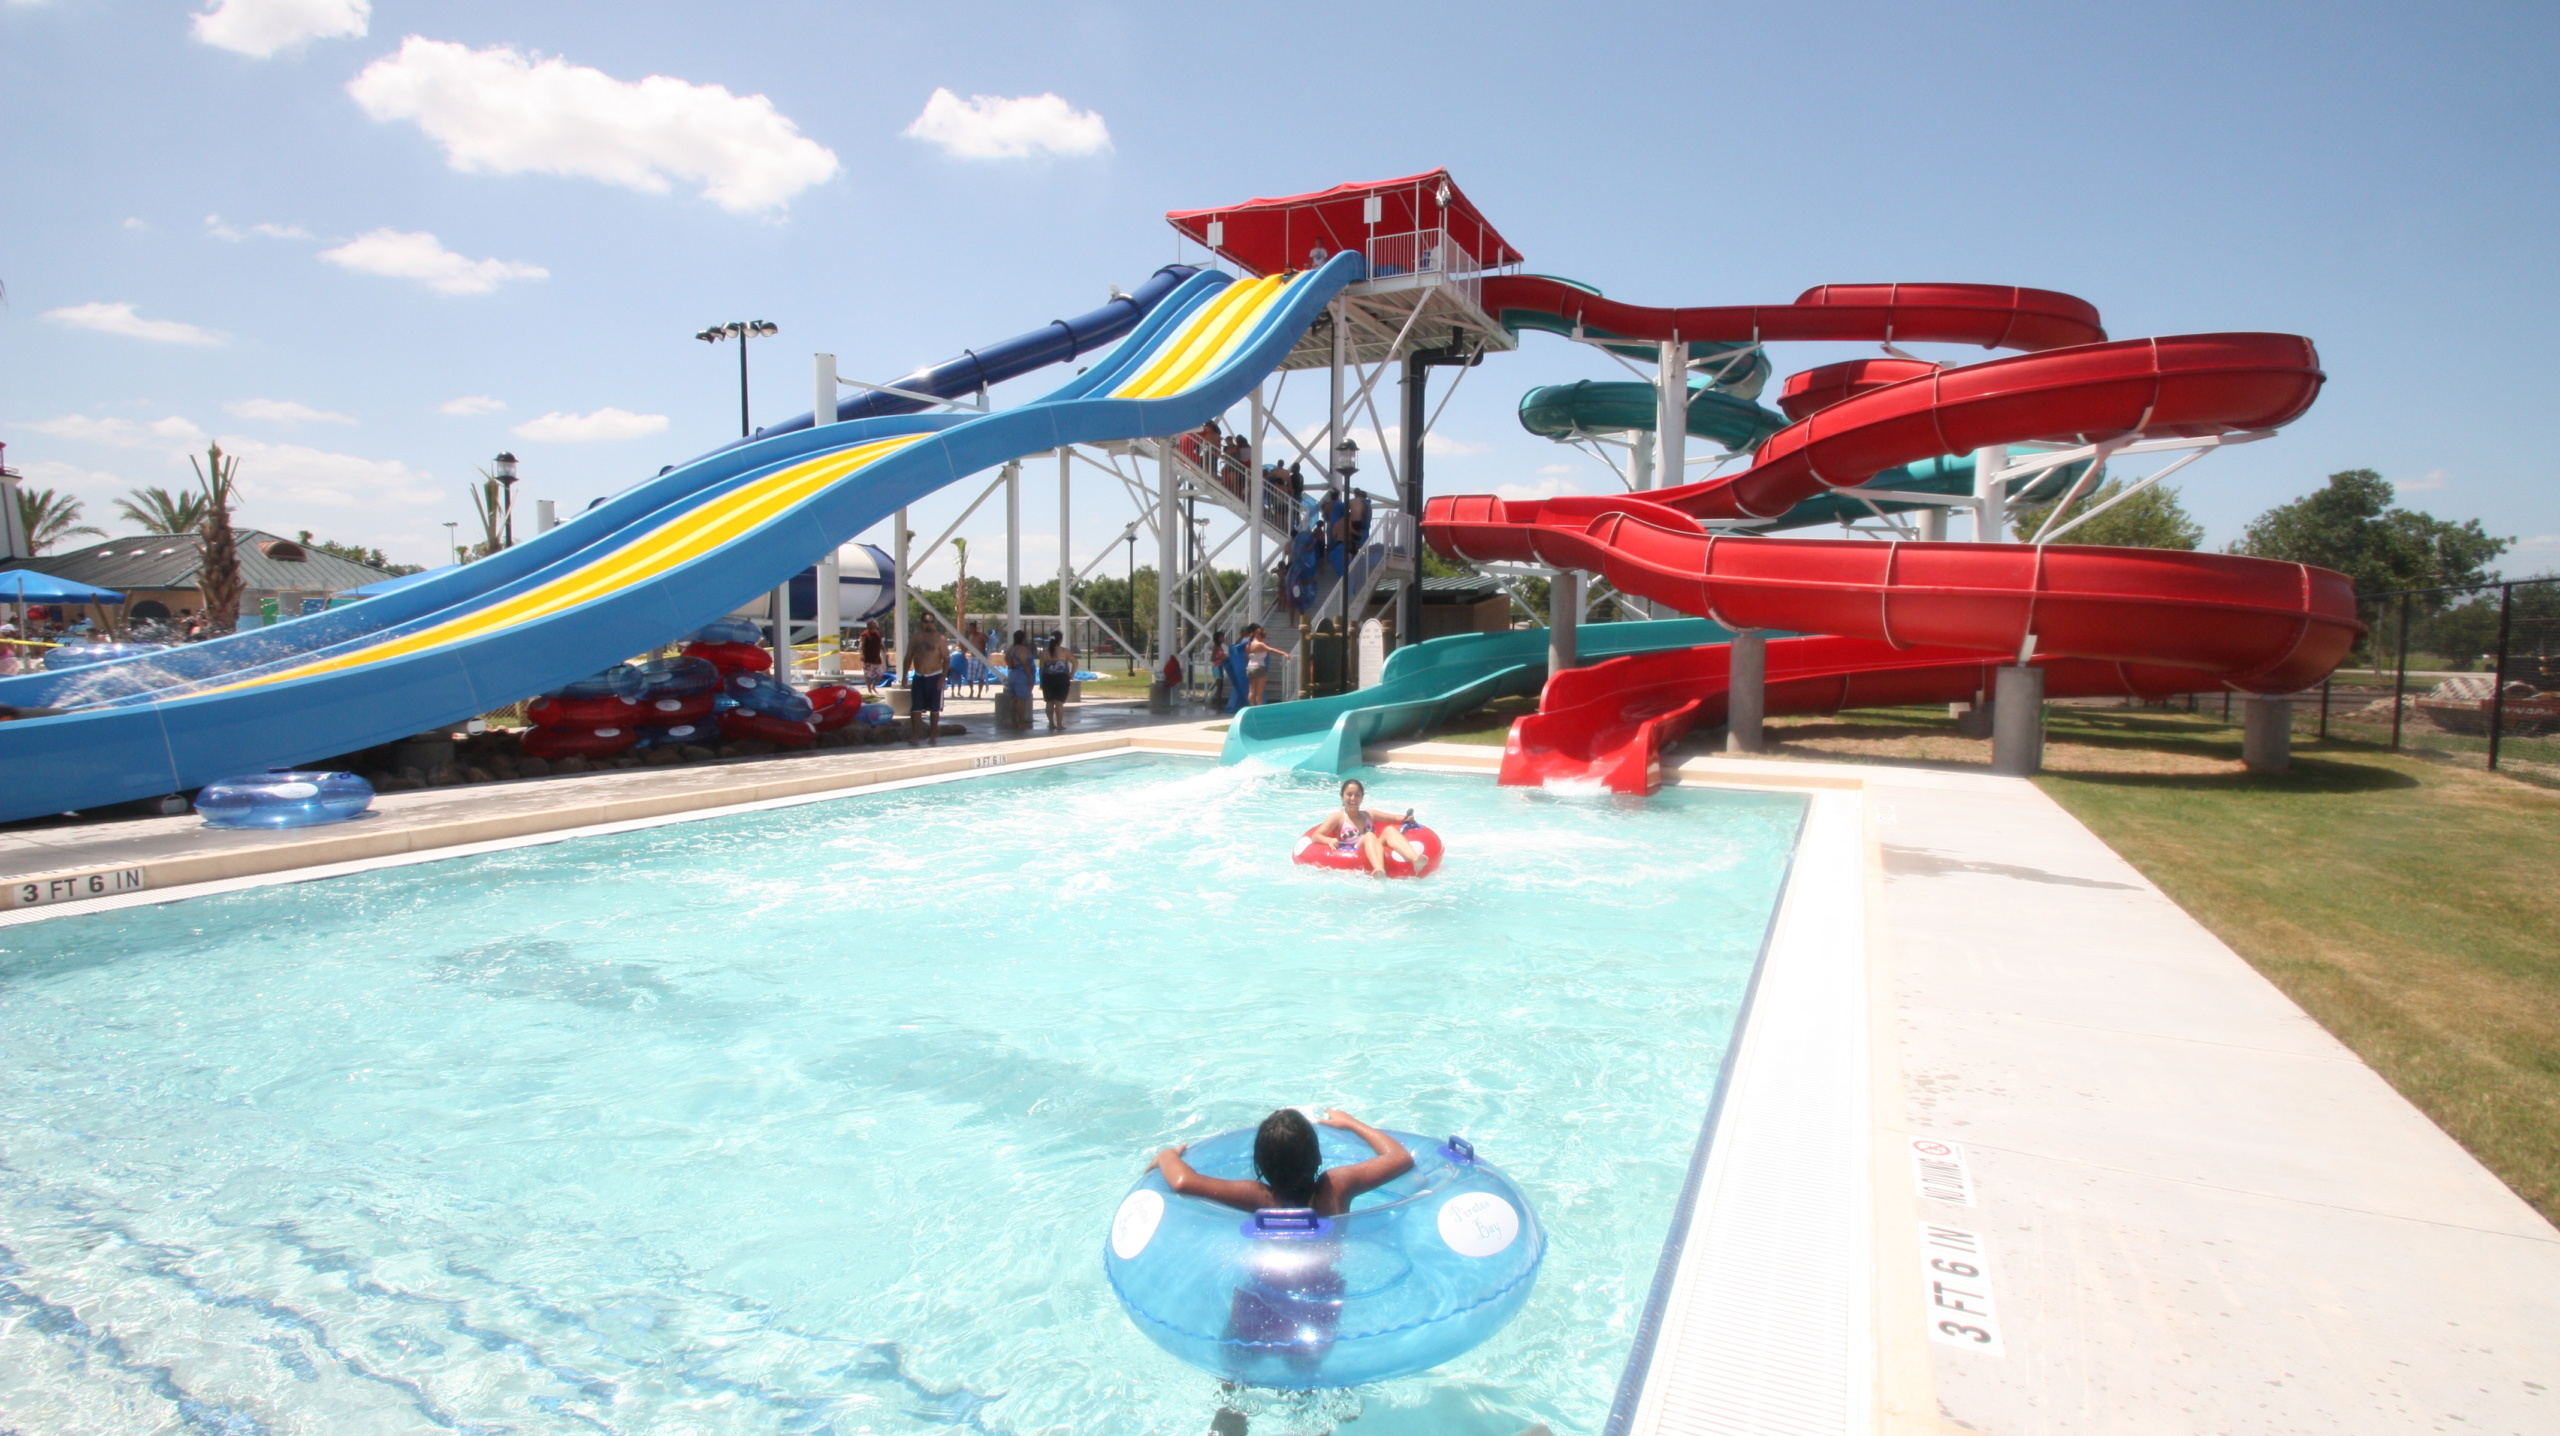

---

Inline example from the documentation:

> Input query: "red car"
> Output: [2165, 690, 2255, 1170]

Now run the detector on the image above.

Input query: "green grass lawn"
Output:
[2025, 712, 2560, 1225]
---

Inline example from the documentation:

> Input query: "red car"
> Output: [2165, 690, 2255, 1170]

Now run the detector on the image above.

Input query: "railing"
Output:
[1363, 228, 1482, 306]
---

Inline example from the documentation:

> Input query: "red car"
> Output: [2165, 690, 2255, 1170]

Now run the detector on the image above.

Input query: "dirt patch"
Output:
[1740, 716, 2242, 776]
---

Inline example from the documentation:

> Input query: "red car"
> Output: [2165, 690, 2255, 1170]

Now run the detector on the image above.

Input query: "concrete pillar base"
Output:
[2243, 696, 2293, 773]
[1548, 570, 1580, 676]
[1147, 681, 1173, 714]
[1990, 665, 2046, 776]
[1953, 704, 1994, 740]
[1726, 630, 1768, 754]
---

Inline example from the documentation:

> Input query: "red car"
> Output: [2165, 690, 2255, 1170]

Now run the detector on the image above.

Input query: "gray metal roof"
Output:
[24, 530, 396, 594]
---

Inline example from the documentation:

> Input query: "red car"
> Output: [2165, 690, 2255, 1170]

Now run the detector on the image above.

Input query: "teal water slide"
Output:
[1218, 618, 1733, 773]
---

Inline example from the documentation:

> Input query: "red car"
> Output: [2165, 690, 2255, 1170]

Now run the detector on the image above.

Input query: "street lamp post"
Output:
[492, 451, 519, 548]
[442, 521, 461, 566]
[696, 321, 779, 437]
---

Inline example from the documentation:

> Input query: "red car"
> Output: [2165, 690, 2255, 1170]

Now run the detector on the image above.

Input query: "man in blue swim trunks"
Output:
[1309, 777, 1424, 877]
[907, 615, 948, 746]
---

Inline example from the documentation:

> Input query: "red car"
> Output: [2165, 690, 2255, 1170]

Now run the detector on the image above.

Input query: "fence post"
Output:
[2390, 594, 2411, 752]
[2488, 582, 2514, 771]
[2319, 676, 2331, 740]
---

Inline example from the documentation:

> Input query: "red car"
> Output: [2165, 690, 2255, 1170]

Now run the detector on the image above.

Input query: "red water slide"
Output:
[1426, 287, 2358, 792]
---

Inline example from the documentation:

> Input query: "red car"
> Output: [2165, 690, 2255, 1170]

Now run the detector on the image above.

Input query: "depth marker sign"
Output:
[1919, 1223, 2006, 1356]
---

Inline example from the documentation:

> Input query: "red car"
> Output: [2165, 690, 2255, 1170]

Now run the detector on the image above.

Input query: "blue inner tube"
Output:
[1104, 1126, 1543, 1389]
[194, 770, 374, 829]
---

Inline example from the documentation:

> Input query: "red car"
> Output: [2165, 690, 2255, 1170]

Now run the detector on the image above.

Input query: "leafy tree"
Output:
[2010, 479, 2204, 549]
[2234, 469, 2507, 596]
[296, 530, 423, 577]
[190, 445, 244, 635]
[14, 487, 104, 554]
[115, 485, 210, 535]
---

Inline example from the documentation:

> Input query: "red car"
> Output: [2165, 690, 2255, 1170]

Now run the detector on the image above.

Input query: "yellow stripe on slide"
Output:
[1110, 275, 1289, 400]
[204, 434, 926, 695]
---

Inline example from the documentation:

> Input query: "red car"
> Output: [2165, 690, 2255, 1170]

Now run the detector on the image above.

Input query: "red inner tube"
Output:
[717, 709, 816, 748]
[521, 725, 641, 760]
[1294, 822, 1444, 878]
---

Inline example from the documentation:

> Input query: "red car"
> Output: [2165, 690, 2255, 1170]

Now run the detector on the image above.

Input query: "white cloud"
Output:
[1495, 477, 1580, 502]
[438, 394, 506, 417]
[2402, 467, 2450, 492]
[1537, 463, 1576, 477]
[318, 229, 547, 295]
[206, 213, 313, 241]
[512, 407, 668, 443]
[214, 435, 438, 509]
[27, 414, 209, 450]
[122, 217, 147, 231]
[41, 302, 230, 347]
[13, 459, 131, 501]
[191, 0, 368, 58]
[2519, 534, 2560, 551]
[226, 398, 354, 425]
[903, 88, 1111, 160]
[348, 38, 841, 214]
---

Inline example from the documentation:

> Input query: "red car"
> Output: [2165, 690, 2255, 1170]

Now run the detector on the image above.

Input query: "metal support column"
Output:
[1154, 440, 1177, 708]
[1247, 389, 1266, 629]
[1003, 459, 1022, 643]
[1973, 446, 2009, 542]
[1918, 506, 1947, 542]
[813, 353, 841, 677]
[1057, 450, 1072, 643]
[1990, 664, 2046, 775]
[1400, 354, 1427, 649]
[1726, 630, 1766, 753]
[893, 507, 910, 689]
[1655, 339, 1686, 491]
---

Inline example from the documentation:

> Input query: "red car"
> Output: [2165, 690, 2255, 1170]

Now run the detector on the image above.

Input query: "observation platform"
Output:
[1167, 169, 1522, 370]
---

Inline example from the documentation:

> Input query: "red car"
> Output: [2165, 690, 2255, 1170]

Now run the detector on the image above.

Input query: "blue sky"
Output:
[4, 0, 2554, 584]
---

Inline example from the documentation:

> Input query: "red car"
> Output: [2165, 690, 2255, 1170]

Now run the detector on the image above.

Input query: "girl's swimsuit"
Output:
[1332, 814, 1370, 855]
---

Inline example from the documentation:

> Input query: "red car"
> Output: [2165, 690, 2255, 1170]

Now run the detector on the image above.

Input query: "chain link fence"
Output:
[2309, 577, 2560, 787]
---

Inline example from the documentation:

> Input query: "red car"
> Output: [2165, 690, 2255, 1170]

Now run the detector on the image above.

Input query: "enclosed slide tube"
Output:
[0, 267, 1201, 716]
[0, 257, 1364, 822]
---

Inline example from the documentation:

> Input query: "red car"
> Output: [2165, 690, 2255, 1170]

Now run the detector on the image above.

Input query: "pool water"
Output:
[0, 756, 1802, 1436]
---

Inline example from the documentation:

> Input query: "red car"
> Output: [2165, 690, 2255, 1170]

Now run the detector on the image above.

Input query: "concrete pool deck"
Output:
[5, 717, 2553, 1435]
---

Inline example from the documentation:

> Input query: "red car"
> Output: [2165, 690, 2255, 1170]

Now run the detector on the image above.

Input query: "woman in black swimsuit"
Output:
[1039, 635, 1075, 731]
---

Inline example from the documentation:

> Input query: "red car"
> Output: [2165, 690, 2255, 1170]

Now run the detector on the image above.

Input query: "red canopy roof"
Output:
[1166, 170, 1524, 278]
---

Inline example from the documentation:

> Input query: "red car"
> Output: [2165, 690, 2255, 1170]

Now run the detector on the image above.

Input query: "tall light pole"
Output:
[696, 320, 778, 437]
[492, 451, 519, 548]
[442, 521, 461, 566]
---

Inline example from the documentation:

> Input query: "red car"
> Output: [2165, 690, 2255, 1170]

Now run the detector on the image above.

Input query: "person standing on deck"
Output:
[908, 616, 949, 746]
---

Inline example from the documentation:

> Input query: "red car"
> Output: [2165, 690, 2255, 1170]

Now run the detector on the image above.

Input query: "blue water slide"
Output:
[0, 259, 1360, 821]
[1221, 617, 1737, 774]
[0, 266, 1199, 715]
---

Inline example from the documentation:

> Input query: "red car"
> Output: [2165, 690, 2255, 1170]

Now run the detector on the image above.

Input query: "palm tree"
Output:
[15, 487, 105, 555]
[191, 444, 245, 636]
[115, 485, 210, 536]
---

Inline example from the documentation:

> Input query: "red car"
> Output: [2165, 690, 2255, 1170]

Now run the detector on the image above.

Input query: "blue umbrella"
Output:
[0, 569, 126, 603]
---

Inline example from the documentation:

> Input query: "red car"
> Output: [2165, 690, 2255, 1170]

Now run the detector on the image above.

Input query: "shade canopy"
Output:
[1165, 170, 1523, 278]
[0, 568, 125, 603]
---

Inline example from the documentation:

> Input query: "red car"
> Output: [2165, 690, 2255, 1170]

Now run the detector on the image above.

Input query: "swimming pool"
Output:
[0, 755, 1802, 1435]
